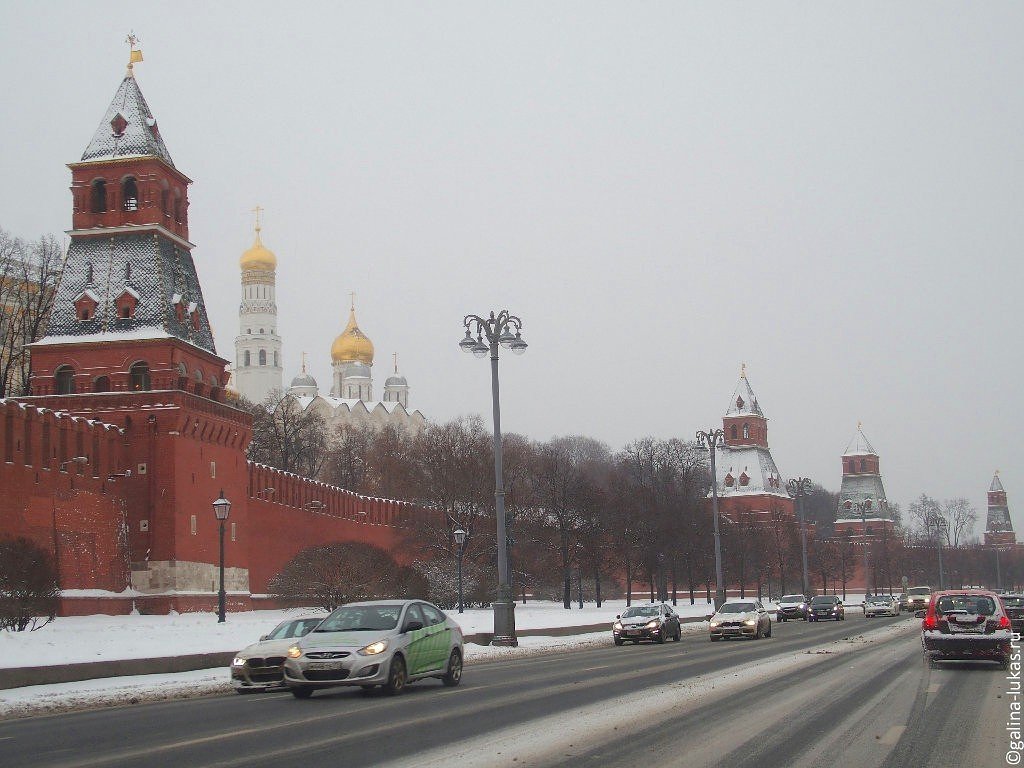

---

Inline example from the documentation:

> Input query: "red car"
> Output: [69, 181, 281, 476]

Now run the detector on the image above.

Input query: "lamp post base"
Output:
[492, 599, 518, 647]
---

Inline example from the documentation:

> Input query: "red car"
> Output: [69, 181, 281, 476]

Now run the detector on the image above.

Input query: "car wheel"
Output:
[290, 686, 313, 699]
[384, 655, 407, 696]
[442, 649, 463, 687]
[614, 638, 624, 646]
[780, 616, 786, 622]
[656, 630, 666, 644]
[766, 622, 772, 638]
[674, 626, 682, 642]
[710, 636, 720, 642]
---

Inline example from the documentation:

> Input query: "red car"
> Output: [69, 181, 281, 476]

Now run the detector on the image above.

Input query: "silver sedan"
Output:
[284, 600, 464, 698]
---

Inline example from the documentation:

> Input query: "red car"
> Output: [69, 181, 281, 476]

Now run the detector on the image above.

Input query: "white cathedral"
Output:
[232, 217, 426, 433]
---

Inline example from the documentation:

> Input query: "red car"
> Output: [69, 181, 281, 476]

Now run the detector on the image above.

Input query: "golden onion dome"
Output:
[331, 305, 374, 364]
[239, 226, 277, 271]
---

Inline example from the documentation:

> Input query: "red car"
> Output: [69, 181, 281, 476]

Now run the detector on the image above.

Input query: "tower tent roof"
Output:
[843, 425, 877, 457]
[80, 74, 175, 167]
[725, 369, 764, 418]
[991, 472, 1005, 493]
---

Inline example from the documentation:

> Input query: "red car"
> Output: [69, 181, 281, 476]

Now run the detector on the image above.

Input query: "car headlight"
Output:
[800, 603, 807, 609]
[232, 657, 245, 667]
[744, 619, 757, 626]
[287, 645, 302, 659]
[645, 620, 660, 629]
[709, 622, 719, 628]
[358, 639, 389, 656]
[613, 621, 622, 630]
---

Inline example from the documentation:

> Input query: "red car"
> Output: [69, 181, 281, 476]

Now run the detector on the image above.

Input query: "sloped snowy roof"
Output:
[725, 374, 765, 418]
[80, 75, 175, 166]
[991, 473, 1005, 493]
[843, 426, 877, 457]
[712, 445, 788, 498]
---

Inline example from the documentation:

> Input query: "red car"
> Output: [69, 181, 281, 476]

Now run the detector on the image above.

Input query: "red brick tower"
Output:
[18, 51, 254, 611]
[985, 472, 1015, 547]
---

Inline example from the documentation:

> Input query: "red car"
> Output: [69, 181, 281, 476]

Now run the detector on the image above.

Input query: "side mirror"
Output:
[915, 610, 927, 619]
[615, 614, 621, 619]
[259, 635, 268, 641]
[704, 614, 714, 621]
[404, 620, 424, 633]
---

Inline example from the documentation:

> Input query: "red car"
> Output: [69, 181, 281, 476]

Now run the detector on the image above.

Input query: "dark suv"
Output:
[807, 595, 845, 622]
[999, 594, 1024, 634]
[921, 589, 1012, 668]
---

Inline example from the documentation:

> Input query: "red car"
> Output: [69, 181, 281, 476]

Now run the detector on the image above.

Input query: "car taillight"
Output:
[923, 611, 937, 630]
[1001, 615, 1011, 630]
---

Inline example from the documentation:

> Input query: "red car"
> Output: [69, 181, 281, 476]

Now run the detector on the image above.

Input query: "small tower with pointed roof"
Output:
[833, 424, 896, 541]
[383, 353, 410, 408]
[985, 472, 1016, 547]
[712, 366, 792, 522]
[233, 208, 283, 403]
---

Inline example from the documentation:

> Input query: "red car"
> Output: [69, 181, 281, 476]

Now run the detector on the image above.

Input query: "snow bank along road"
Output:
[0, 614, 1005, 768]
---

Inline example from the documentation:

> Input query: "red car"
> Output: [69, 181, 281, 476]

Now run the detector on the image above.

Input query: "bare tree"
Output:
[943, 498, 977, 548]
[0, 227, 63, 397]
[245, 391, 329, 479]
[269, 541, 426, 611]
[0, 537, 60, 631]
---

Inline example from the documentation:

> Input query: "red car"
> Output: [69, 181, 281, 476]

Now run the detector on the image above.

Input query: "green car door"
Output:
[402, 604, 432, 675]
[419, 603, 452, 672]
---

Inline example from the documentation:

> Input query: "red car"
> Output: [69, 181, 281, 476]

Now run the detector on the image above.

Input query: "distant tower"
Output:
[833, 424, 895, 539]
[985, 472, 1016, 546]
[233, 208, 282, 403]
[713, 365, 791, 520]
[330, 296, 374, 400]
[383, 353, 410, 408]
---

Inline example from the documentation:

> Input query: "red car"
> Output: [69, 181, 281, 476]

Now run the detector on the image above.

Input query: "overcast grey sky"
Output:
[2, 2, 1022, 533]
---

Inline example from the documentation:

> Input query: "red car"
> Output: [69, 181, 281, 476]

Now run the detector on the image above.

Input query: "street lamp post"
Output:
[454, 527, 467, 614]
[856, 500, 872, 597]
[459, 310, 527, 646]
[696, 428, 726, 609]
[787, 477, 813, 598]
[212, 491, 231, 623]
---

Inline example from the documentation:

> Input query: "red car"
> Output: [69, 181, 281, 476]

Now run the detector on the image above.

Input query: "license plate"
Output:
[308, 661, 344, 670]
[952, 625, 982, 634]
[626, 630, 640, 636]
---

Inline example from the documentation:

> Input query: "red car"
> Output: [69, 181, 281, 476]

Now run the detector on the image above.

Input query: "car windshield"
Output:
[810, 597, 835, 605]
[622, 606, 660, 618]
[908, 587, 930, 596]
[935, 595, 996, 616]
[719, 602, 755, 613]
[266, 618, 321, 640]
[867, 596, 888, 604]
[781, 595, 805, 602]
[1004, 597, 1024, 608]
[315, 605, 402, 632]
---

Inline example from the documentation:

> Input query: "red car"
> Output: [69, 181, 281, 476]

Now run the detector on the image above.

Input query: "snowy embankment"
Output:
[0, 599, 721, 719]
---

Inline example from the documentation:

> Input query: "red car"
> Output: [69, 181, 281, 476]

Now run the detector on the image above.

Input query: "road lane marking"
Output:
[880, 725, 907, 745]
[927, 683, 941, 693]
[580, 665, 611, 672]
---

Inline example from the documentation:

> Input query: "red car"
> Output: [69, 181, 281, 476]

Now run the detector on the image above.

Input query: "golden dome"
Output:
[239, 226, 277, 271]
[331, 305, 374, 364]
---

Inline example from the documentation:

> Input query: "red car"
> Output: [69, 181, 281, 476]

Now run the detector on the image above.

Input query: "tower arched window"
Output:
[121, 176, 139, 211]
[244, 350, 251, 367]
[743, 423, 750, 440]
[173, 190, 182, 223]
[730, 425, 737, 440]
[273, 351, 279, 367]
[259, 349, 267, 366]
[90, 179, 107, 213]
[55, 366, 76, 395]
[160, 185, 170, 217]
[860, 458, 867, 472]
[130, 362, 151, 391]
[93, 376, 110, 393]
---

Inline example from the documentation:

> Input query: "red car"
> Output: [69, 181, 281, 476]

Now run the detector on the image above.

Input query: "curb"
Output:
[0, 616, 712, 691]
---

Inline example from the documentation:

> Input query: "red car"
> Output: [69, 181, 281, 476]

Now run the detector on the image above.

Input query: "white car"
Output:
[863, 595, 899, 617]
[231, 616, 325, 692]
[709, 600, 772, 641]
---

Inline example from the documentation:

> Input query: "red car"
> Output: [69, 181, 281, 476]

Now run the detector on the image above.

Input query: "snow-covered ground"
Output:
[0, 599, 720, 719]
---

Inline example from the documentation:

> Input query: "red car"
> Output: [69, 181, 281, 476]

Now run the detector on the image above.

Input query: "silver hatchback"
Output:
[284, 600, 464, 698]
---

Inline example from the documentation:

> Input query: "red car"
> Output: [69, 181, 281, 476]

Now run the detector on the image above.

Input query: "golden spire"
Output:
[125, 32, 143, 77]
[301, 351, 307, 374]
[252, 205, 264, 237]
[331, 295, 374, 364]
[858, 420, 862, 430]
[349, 291, 356, 311]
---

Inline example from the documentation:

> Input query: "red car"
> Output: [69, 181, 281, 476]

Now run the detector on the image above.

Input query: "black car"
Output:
[1001, 594, 1024, 634]
[613, 603, 682, 645]
[807, 595, 845, 622]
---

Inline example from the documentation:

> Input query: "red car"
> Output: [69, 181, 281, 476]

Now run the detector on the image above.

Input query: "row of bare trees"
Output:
[0, 225, 63, 397]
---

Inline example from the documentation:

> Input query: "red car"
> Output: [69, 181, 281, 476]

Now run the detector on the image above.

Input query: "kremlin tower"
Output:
[985, 472, 1016, 547]
[712, 366, 793, 522]
[233, 209, 283, 403]
[833, 425, 896, 539]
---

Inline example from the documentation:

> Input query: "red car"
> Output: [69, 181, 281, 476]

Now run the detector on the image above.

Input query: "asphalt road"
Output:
[0, 612, 1009, 768]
